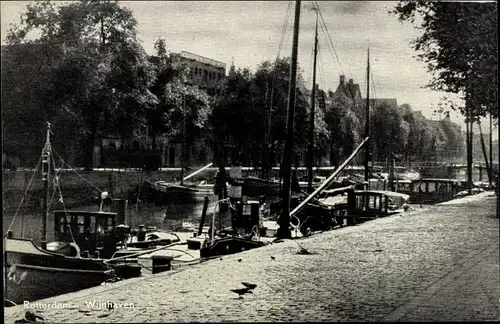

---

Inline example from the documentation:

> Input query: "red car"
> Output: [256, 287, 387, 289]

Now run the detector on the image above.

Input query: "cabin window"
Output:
[368, 196, 379, 209]
[428, 183, 436, 192]
[356, 196, 364, 209]
[441, 183, 450, 193]
[243, 205, 252, 215]
[419, 183, 426, 192]
[89, 217, 96, 234]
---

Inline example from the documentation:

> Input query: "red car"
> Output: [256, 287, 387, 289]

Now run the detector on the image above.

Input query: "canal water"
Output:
[3, 197, 219, 243]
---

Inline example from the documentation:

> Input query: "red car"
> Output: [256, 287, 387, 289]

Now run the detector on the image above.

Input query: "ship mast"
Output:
[41, 122, 51, 248]
[180, 94, 186, 186]
[307, 5, 319, 193]
[364, 48, 371, 182]
[277, 0, 301, 239]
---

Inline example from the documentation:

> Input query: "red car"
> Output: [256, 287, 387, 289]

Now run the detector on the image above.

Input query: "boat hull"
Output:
[200, 236, 265, 258]
[140, 182, 215, 205]
[4, 238, 114, 304]
[4, 263, 113, 305]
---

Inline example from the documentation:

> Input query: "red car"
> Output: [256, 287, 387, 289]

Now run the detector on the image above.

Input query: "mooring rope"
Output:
[6, 156, 42, 235]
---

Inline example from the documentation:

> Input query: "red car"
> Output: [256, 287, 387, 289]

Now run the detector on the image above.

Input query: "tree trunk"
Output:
[477, 121, 492, 184]
[466, 103, 473, 190]
[84, 131, 96, 170]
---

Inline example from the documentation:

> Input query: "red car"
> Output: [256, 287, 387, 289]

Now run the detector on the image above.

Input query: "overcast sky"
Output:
[1, 1, 496, 136]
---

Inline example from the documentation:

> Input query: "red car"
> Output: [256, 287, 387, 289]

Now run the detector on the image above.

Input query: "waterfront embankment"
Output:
[5, 192, 499, 322]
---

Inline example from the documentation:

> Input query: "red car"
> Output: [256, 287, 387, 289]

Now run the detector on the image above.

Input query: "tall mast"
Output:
[364, 48, 370, 182]
[489, 109, 493, 186]
[263, 80, 270, 179]
[277, 0, 301, 239]
[41, 122, 51, 247]
[307, 6, 319, 193]
[180, 94, 186, 186]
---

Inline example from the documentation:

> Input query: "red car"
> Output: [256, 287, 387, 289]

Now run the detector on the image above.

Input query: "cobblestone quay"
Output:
[5, 192, 499, 322]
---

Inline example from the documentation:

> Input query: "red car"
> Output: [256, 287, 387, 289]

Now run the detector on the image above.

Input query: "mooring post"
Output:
[198, 196, 209, 236]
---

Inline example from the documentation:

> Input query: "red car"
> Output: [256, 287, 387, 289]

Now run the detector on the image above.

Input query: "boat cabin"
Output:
[410, 178, 461, 204]
[53, 210, 118, 259]
[347, 190, 409, 219]
[394, 180, 412, 195]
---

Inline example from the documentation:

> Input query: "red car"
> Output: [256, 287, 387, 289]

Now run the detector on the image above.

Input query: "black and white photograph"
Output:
[2, 0, 498, 322]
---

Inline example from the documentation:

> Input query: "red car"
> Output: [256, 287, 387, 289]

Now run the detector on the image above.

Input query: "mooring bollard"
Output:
[151, 255, 173, 274]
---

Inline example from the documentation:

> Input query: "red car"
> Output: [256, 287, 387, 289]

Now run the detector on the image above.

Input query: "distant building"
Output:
[172, 51, 226, 95]
[333, 75, 363, 103]
[304, 84, 329, 115]
[368, 98, 398, 109]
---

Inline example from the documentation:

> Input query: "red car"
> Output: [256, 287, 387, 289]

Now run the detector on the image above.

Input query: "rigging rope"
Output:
[370, 66, 378, 100]
[317, 44, 327, 93]
[307, 43, 315, 87]
[268, 0, 293, 179]
[317, 19, 356, 101]
[6, 156, 42, 234]
[52, 150, 104, 194]
[276, 1, 292, 60]
[314, 1, 350, 79]
[51, 151, 77, 244]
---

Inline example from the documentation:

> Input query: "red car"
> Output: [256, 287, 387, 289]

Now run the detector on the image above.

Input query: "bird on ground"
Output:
[241, 282, 257, 290]
[296, 242, 315, 255]
[270, 256, 276, 260]
[230, 287, 253, 298]
[24, 311, 44, 323]
[297, 247, 314, 255]
[238, 258, 242, 262]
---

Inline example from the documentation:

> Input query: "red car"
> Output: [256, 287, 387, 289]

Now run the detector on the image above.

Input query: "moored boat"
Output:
[4, 236, 114, 305]
[4, 123, 117, 305]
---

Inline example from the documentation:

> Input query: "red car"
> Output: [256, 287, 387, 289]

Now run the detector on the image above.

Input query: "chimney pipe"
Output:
[340, 75, 345, 84]
[349, 78, 354, 84]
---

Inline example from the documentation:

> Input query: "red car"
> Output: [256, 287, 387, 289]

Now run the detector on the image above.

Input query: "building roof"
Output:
[179, 51, 226, 69]
[333, 75, 362, 101]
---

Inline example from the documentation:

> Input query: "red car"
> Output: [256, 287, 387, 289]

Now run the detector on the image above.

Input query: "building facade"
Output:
[173, 51, 226, 95]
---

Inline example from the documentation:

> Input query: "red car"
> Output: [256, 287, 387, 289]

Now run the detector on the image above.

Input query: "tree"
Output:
[324, 96, 362, 166]
[252, 58, 312, 168]
[5, 0, 157, 167]
[370, 102, 408, 162]
[391, 1, 498, 121]
[148, 38, 210, 153]
[208, 57, 314, 170]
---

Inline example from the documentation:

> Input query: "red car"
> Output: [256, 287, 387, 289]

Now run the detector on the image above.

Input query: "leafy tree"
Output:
[252, 58, 312, 167]
[324, 96, 362, 166]
[208, 57, 314, 171]
[5, 0, 156, 167]
[438, 116, 465, 161]
[391, 1, 498, 120]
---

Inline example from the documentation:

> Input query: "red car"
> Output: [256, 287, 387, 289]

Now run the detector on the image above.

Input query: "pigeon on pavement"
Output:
[241, 282, 257, 290]
[230, 287, 253, 298]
